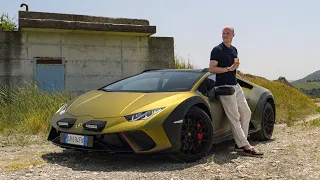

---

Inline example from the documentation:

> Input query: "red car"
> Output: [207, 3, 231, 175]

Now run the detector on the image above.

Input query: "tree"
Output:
[0, 13, 17, 31]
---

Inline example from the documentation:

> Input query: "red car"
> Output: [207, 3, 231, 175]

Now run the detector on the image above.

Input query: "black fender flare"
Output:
[251, 91, 275, 131]
[162, 96, 211, 149]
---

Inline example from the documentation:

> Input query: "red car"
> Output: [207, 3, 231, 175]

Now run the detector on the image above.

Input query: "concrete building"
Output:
[0, 11, 174, 93]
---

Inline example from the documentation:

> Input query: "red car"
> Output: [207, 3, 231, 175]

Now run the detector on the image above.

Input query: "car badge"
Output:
[76, 123, 83, 128]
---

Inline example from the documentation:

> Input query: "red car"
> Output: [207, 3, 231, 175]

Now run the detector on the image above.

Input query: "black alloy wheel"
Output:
[175, 106, 213, 162]
[263, 103, 275, 139]
[251, 102, 275, 141]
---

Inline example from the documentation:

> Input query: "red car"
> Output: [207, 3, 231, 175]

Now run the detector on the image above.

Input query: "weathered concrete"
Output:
[19, 11, 150, 25]
[18, 11, 156, 35]
[0, 31, 24, 86]
[0, 11, 174, 93]
[19, 18, 156, 34]
[148, 37, 175, 68]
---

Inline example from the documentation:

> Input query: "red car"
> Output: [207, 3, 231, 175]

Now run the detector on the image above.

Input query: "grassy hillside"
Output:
[291, 81, 320, 90]
[237, 71, 318, 123]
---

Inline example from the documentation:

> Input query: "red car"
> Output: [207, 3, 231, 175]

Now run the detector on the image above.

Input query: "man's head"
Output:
[222, 26, 235, 44]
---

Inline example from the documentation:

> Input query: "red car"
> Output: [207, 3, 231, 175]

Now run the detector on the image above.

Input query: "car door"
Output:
[195, 74, 231, 137]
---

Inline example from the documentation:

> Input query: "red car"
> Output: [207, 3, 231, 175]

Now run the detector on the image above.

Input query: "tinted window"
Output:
[101, 71, 204, 92]
[196, 74, 216, 96]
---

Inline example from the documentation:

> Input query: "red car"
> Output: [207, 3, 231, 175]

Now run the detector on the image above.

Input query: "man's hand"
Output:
[230, 62, 240, 71]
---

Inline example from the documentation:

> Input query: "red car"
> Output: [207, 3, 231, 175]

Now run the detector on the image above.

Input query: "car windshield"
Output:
[101, 71, 204, 93]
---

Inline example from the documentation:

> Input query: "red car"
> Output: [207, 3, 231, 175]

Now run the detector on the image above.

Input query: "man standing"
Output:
[209, 26, 263, 157]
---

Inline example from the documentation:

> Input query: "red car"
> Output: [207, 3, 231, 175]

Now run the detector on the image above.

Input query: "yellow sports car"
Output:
[47, 68, 276, 162]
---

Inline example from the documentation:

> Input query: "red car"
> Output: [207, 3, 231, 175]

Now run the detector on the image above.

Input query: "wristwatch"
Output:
[226, 67, 231, 71]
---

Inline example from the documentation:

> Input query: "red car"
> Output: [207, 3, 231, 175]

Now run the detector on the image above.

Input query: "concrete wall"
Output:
[0, 30, 174, 92]
[0, 31, 30, 87]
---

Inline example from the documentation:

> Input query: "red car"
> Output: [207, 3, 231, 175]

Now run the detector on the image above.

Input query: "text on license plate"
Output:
[64, 134, 88, 146]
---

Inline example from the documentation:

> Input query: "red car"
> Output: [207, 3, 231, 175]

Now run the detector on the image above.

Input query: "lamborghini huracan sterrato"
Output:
[47, 68, 276, 162]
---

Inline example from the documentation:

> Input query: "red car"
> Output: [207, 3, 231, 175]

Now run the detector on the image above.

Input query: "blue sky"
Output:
[2, 0, 319, 80]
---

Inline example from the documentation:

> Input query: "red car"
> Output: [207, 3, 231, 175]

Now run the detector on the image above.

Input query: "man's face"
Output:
[222, 28, 234, 43]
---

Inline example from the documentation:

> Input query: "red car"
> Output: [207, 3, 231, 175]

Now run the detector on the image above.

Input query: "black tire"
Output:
[250, 102, 275, 141]
[174, 106, 214, 163]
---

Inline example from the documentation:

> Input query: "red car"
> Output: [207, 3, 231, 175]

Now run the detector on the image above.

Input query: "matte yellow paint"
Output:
[51, 71, 270, 154]
[51, 89, 199, 153]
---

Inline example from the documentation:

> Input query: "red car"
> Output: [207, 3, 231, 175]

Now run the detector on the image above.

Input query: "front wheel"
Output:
[250, 102, 275, 141]
[174, 106, 214, 163]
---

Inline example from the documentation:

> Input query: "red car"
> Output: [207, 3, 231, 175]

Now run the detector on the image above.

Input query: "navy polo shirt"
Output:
[210, 42, 238, 86]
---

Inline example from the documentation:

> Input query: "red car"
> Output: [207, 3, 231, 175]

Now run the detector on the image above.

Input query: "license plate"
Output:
[64, 134, 88, 146]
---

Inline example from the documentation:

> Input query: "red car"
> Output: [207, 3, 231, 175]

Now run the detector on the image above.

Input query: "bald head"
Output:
[223, 26, 234, 34]
[222, 26, 235, 45]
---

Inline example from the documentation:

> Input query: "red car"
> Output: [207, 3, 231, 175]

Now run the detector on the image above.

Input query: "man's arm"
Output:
[209, 47, 229, 74]
[209, 60, 229, 74]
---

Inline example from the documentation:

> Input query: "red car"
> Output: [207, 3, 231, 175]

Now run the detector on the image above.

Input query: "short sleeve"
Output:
[233, 47, 238, 57]
[210, 47, 221, 61]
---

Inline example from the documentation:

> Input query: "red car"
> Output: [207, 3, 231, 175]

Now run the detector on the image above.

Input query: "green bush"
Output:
[0, 13, 17, 31]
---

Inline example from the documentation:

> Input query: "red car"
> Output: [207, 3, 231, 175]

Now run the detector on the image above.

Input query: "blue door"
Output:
[35, 58, 65, 93]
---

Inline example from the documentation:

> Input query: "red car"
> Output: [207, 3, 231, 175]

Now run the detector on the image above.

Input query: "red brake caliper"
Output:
[196, 123, 203, 148]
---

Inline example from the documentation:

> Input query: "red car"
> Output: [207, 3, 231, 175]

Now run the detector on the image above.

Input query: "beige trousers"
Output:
[217, 83, 252, 147]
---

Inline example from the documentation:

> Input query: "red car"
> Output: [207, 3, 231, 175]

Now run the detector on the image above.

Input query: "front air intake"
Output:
[122, 130, 156, 151]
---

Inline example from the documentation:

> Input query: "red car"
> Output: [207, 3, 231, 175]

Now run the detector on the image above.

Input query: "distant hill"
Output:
[294, 70, 320, 82]
[290, 70, 320, 98]
[291, 82, 320, 90]
[291, 70, 320, 91]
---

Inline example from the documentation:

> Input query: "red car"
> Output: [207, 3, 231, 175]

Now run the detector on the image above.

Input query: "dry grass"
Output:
[304, 118, 320, 127]
[238, 71, 318, 123]
[294, 118, 320, 128]
[0, 82, 77, 136]
[174, 55, 198, 69]
[314, 98, 320, 103]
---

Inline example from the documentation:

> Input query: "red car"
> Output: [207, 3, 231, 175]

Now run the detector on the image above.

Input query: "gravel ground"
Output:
[0, 123, 319, 180]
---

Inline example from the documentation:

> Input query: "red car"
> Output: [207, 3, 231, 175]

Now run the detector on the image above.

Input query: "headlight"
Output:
[58, 104, 67, 116]
[125, 107, 165, 121]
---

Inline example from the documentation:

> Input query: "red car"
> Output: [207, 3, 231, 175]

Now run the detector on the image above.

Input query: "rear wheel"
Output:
[250, 102, 275, 141]
[174, 106, 214, 162]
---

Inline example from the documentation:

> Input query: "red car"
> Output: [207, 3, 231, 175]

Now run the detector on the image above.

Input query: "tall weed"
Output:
[174, 55, 197, 69]
[0, 82, 77, 135]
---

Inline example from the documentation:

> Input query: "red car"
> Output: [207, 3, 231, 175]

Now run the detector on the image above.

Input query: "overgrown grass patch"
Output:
[0, 82, 77, 136]
[300, 118, 320, 127]
[238, 72, 318, 123]
[174, 55, 197, 69]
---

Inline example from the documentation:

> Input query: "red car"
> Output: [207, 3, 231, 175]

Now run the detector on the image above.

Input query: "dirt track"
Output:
[0, 123, 319, 180]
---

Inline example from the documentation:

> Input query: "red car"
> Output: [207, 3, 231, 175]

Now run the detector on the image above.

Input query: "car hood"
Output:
[65, 90, 190, 118]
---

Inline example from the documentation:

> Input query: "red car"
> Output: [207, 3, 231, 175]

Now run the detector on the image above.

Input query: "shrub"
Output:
[0, 13, 17, 31]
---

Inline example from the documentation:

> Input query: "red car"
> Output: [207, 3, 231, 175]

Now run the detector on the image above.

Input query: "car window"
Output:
[101, 71, 204, 93]
[196, 74, 216, 96]
[122, 78, 159, 91]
